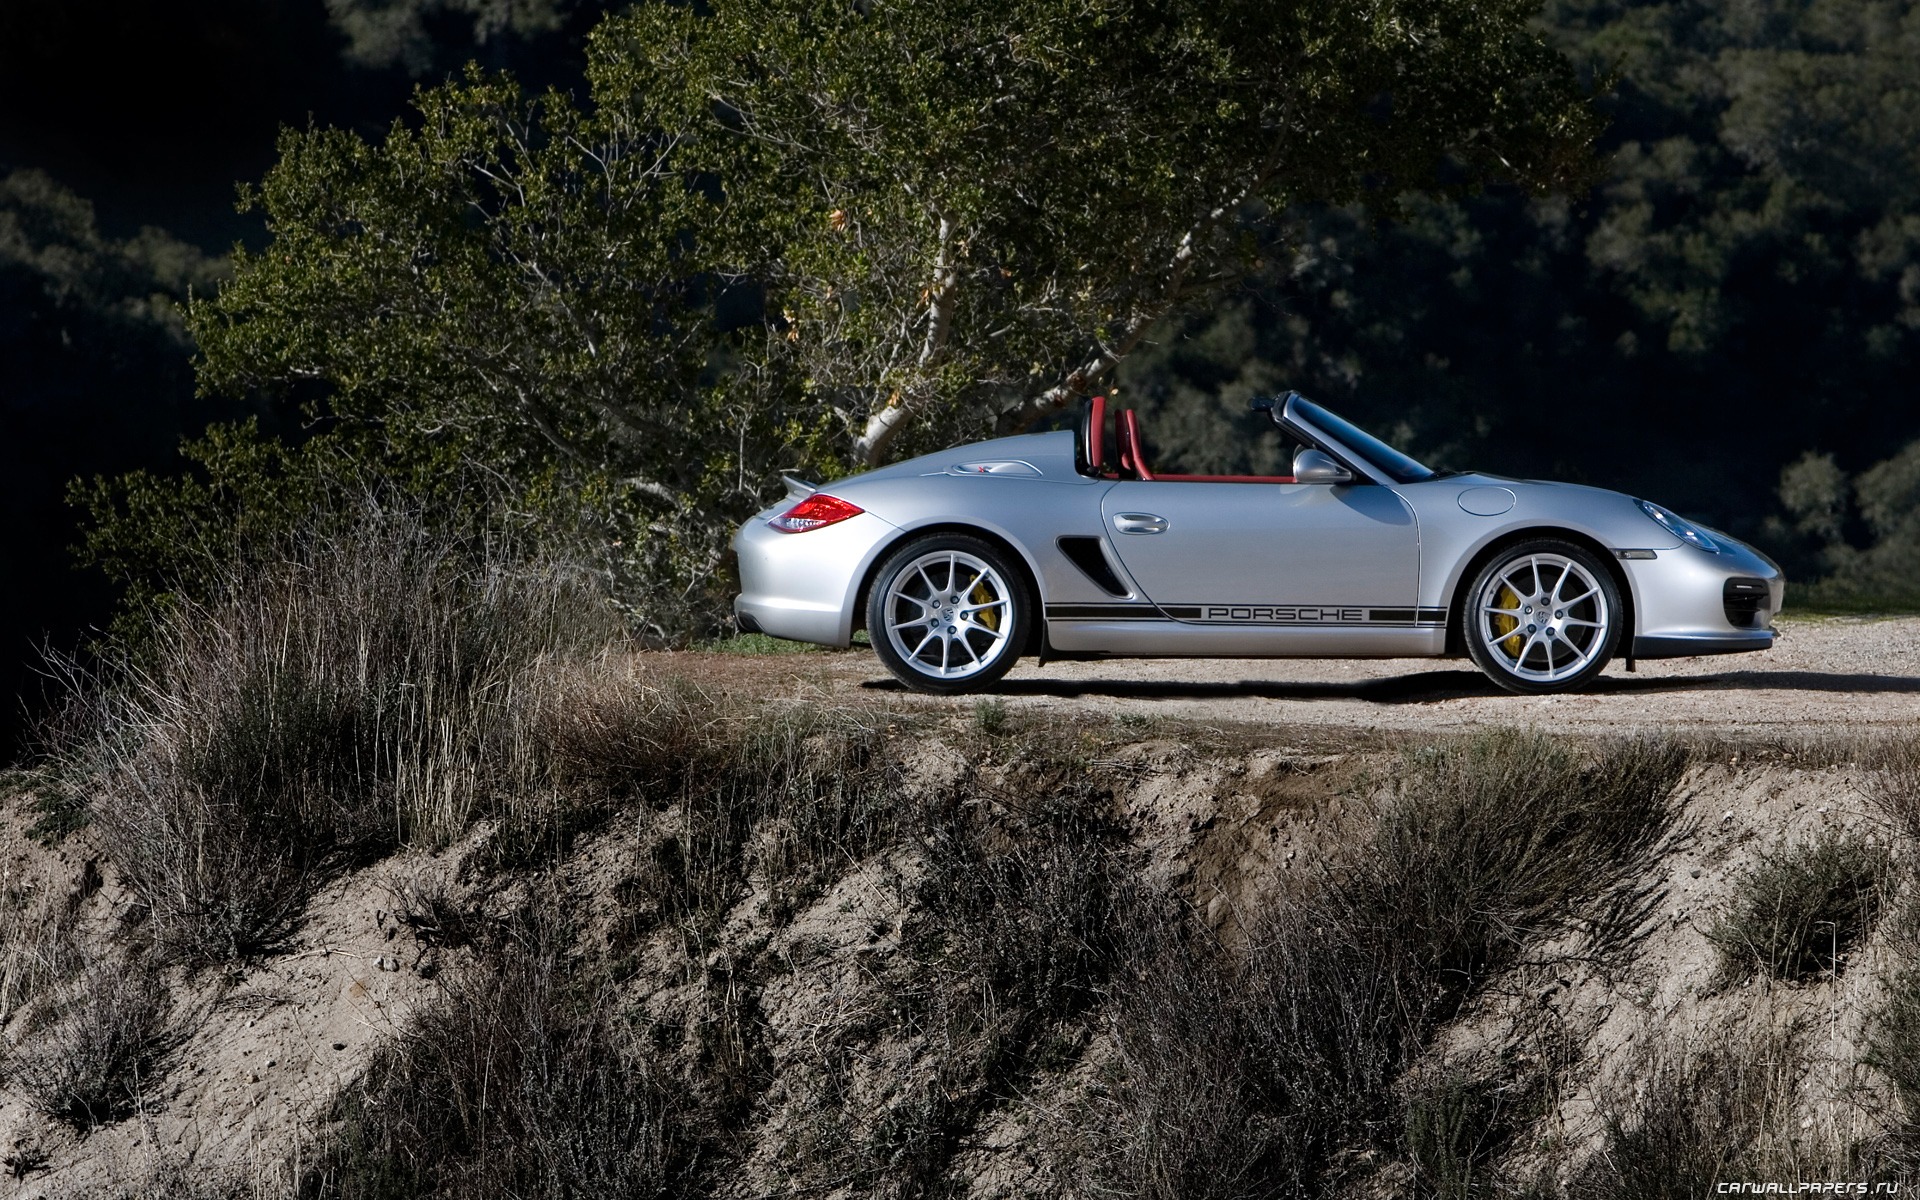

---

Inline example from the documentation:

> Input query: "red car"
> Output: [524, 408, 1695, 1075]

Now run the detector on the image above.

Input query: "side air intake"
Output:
[1723, 577, 1770, 628]
[1058, 536, 1130, 597]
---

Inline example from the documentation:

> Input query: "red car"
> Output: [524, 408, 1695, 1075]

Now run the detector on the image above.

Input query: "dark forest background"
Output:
[5, 0, 1919, 757]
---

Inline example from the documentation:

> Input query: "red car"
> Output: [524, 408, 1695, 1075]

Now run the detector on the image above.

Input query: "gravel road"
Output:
[671, 614, 1920, 739]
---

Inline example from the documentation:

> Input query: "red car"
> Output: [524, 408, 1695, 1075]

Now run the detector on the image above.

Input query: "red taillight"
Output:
[768, 493, 864, 533]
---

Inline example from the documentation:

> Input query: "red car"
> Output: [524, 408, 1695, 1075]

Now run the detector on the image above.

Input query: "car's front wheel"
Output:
[866, 534, 1030, 694]
[1463, 539, 1622, 694]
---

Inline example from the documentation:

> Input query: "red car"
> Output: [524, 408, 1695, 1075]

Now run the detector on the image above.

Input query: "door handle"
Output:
[1112, 513, 1168, 535]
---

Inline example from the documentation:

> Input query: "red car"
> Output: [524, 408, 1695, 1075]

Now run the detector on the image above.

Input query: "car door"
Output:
[1097, 480, 1426, 641]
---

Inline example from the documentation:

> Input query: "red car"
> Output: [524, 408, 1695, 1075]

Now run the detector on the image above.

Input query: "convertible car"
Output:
[733, 393, 1783, 694]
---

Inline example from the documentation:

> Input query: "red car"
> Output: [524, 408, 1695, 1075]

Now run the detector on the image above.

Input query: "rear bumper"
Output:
[732, 509, 897, 647]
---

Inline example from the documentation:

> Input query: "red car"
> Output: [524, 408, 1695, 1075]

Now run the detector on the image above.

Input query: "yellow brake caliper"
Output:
[971, 579, 1000, 633]
[1493, 585, 1522, 658]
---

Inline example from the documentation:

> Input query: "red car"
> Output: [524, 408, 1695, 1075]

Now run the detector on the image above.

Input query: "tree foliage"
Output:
[1118, 0, 1920, 593]
[81, 0, 1601, 636]
[607, 0, 1601, 465]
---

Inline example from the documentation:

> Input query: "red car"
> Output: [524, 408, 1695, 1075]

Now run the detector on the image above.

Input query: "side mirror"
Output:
[1249, 396, 1275, 415]
[1293, 448, 1353, 485]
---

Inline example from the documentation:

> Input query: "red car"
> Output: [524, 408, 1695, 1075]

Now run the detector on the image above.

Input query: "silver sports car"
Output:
[733, 393, 1783, 695]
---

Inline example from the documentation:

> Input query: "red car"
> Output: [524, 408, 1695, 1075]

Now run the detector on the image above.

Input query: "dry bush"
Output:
[0, 764, 91, 844]
[612, 703, 901, 940]
[0, 860, 88, 1025]
[1708, 829, 1889, 984]
[1569, 1031, 1862, 1198]
[1092, 901, 1404, 1199]
[324, 706, 905, 1198]
[59, 510, 618, 963]
[1402, 1072, 1514, 1200]
[1866, 885, 1920, 1156]
[1862, 734, 1920, 843]
[315, 905, 684, 1200]
[1868, 964, 1920, 1160]
[2, 961, 172, 1127]
[1087, 732, 1688, 1199]
[860, 770, 1131, 1193]
[1353, 733, 1689, 997]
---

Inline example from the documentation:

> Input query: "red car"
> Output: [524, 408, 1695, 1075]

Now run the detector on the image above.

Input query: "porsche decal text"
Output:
[1205, 605, 1364, 623]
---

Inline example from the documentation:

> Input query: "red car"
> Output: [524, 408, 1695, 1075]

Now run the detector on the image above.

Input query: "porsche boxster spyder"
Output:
[733, 393, 1783, 694]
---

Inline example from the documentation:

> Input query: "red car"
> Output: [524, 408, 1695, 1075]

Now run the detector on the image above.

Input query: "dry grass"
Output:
[1708, 830, 1890, 984]
[0, 859, 88, 1026]
[1569, 1029, 1866, 1198]
[314, 904, 683, 1200]
[1086, 732, 1689, 1199]
[854, 762, 1132, 1194]
[2, 960, 172, 1127]
[1862, 733, 1920, 842]
[313, 695, 906, 1196]
[52, 510, 621, 963]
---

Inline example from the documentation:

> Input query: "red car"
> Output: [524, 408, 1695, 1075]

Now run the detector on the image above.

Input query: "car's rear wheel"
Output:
[867, 534, 1029, 694]
[1464, 539, 1622, 694]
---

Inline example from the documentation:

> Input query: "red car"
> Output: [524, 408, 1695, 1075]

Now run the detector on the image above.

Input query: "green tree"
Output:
[610, 0, 1600, 467]
[1118, 0, 1920, 578]
[88, 0, 1602, 635]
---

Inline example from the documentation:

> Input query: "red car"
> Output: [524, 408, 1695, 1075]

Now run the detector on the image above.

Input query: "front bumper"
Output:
[1619, 538, 1784, 659]
[732, 509, 897, 647]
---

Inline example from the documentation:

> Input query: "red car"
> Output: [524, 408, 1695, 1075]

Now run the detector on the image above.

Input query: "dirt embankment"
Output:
[1, 617, 1916, 1196]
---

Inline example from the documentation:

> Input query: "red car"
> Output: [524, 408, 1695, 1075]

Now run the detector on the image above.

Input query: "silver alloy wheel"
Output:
[1475, 552, 1612, 685]
[881, 549, 1015, 680]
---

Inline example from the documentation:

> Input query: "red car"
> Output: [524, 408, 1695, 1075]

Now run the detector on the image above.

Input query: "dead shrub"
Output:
[1088, 732, 1687, 1199]
[0, 860, 88, 1025]
[1091, 901, 1402, 1199]
[1863, 734, 1920, 843]
[1569, 1032, 1861, 1198]
[1865, 886, 1920, 1144]
[59, 509, 617, 963]
[862, 777, 1131, 1191]
[613, 704, 901, 941]
[2, 960, 172, 1127]
[1407, 1072, 1520, 1200]
[314, 905, 684, 1200]
[1353, 733, 1688, 997]
[1708, 829, 1889, 983]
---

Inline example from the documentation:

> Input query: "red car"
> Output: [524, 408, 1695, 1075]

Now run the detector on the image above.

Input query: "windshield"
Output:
[1288, 397, 1436, 484]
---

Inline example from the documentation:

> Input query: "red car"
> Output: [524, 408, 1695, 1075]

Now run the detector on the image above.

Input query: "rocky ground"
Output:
[669, 612, 1920, 739]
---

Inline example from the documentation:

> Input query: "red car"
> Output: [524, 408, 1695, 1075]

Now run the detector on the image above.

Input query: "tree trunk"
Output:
[851, 214, 956, 468]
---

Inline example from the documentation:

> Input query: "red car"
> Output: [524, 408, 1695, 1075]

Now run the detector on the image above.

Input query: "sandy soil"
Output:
[663, 614, 1920, 740]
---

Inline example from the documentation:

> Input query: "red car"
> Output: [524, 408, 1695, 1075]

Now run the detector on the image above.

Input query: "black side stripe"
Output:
[1045, 604, 1167, 620]
[1045, 604, 1448, 625]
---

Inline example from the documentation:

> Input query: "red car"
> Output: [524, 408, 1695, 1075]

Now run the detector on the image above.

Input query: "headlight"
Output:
[1639, 500, 1720, 553]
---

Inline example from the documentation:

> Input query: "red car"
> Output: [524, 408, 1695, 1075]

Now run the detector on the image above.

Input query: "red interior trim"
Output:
[1087, 395, 1105, 473]
[1149, 474, 1299, 484]
[1119, 409, 1154, 480]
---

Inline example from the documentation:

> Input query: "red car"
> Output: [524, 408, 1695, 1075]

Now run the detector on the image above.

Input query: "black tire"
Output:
[1462, 538, 1623, 694]
[865, 533, 1031, 694]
